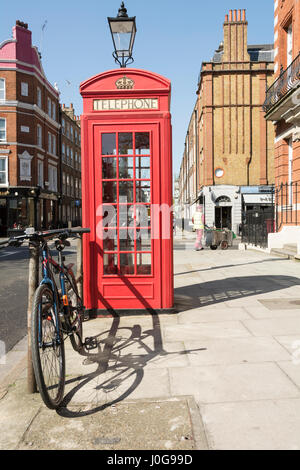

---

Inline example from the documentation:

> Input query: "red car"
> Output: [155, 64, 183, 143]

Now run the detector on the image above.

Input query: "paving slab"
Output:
[64, 368, 171, 407]
[274, 335, 300, 354]
[164, 321, 252, 342]
[177, 307, 251, 324]
[245, 306, 300, 319]
[183, 337, 291, 366]
[243, 318, 300, 337]
[201, 399, 300, 450]
[277, 361, 300, 389]
[169, 363, 300, 404]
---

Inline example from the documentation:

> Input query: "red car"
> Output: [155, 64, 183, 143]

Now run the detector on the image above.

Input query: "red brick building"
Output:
[264, 0, 300, 252]
[179, 10, 275, 236]
[0, 21, 60, 235]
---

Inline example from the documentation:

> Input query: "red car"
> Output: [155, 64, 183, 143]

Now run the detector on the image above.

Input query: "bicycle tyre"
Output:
[31, 284, 65, 409]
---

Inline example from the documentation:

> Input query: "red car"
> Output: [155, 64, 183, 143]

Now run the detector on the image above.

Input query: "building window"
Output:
[21, 82, 28, 96]
[47, 98, 51, 116]
[19, 150, 33, 182]
[70, 148, 73, 164]
[0, 157, 8, 186]
[62, 118, 65, 135]
[287, 23, 293, 67]
[66, 174, 70, 195]
[37, 87, 42, 108]
[37, 125, 42, 147]
[62, 143, 65, 161]
[48, 165, 57, 192]
[70, 126, 74, 141]
[0, 78, 5, 101]
[52, 102, 56, 121]
[0, 118, 6, 142]
[52, 135, 56, 155]
[62, 172, 66, 194]
[48, 132, 52, 153]
[37, 160, 44, 188]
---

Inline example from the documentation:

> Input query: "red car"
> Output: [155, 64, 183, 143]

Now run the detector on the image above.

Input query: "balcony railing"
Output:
[275, 182, 299, 231]
[263, 52, 300, 114]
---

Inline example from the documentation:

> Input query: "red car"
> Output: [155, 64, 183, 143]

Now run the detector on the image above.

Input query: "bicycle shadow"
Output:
[57, 313, 205, 418]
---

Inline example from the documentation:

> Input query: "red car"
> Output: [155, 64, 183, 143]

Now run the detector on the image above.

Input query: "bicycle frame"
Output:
[39, 241, 62, 346]
[39, 240, 81, 342]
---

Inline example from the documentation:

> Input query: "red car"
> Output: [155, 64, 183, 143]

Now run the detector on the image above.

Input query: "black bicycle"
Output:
[0, 227, 95, 409]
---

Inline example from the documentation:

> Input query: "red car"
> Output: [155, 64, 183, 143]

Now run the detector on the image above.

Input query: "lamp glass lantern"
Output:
[108, 2, 137, 68]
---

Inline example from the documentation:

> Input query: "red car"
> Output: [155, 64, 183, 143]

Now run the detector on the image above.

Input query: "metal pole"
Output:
[27, 241, 39, 393]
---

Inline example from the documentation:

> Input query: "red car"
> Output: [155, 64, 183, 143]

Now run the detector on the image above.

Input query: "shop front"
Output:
[0, 187, 58, 236]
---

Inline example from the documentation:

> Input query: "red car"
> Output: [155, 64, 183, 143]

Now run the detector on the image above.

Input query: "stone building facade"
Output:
[179, 9, 275, 235]
[60, 104, 82, 227]
[264, 0, 300, 252]
[0, 21, 60, 235]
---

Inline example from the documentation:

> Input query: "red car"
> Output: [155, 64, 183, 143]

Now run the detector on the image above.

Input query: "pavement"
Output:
[1, 236, 300, 450]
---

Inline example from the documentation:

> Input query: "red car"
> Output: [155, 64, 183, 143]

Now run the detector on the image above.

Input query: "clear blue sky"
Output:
[0, 1, 274, 177]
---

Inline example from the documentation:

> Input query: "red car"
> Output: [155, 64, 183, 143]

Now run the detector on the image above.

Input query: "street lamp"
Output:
[108, 2, 137, 68]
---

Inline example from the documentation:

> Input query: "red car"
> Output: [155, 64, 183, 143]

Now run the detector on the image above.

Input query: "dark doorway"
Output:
[215, 206, 232, 230]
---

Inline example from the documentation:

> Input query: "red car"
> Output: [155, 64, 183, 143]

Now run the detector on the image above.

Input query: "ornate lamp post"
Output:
[108, 2, 137, 68]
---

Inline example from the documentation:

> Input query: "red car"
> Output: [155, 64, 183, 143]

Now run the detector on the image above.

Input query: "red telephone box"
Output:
[80, 69, 173, 313]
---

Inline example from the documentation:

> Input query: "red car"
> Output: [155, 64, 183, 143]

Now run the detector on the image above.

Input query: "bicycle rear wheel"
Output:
[31, 285, 65, 409]
[66, 279, 84, 352]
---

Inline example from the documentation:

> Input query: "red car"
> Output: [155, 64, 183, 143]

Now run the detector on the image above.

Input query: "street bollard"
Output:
[27, 241, 39, 394]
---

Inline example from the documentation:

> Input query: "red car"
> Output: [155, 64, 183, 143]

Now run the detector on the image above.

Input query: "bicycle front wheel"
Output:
[31, 285, 65, 409]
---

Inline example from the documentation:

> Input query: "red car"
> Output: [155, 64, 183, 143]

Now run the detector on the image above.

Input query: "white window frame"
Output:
[0, 78, 5, 101]
[21, 82, 28, 97]
[0, 156, 8, 186]
[0, 118, 6, 142]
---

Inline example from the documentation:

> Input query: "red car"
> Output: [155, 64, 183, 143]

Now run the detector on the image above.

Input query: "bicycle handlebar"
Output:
[0, 228, 90, 247]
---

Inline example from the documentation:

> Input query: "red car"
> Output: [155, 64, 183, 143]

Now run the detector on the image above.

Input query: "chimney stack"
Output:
[223, 9, 250, 63]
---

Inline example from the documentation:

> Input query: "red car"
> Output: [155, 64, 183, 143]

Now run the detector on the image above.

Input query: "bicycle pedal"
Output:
[84, 337, 98, 350]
